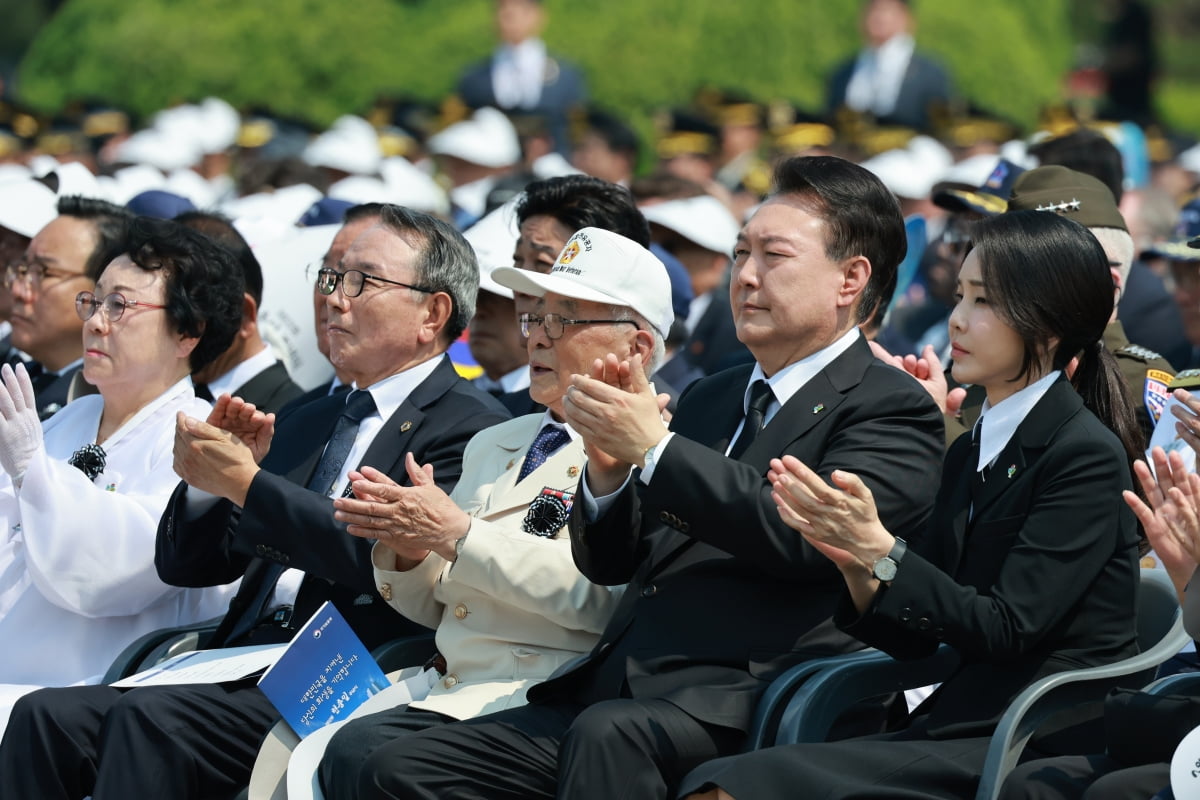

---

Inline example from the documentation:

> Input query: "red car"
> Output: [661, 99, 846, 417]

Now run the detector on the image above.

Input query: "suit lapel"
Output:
[968, 378, 1080, 524]
[739, 336, 875, 471]
[484, 440, 585, 519]
[263, 393, 344, 485]
[354, 356, 459, 482]
[740, 370, 845, 470]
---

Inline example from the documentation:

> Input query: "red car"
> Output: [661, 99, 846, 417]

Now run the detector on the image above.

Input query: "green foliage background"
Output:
[11, 0, 1151, 136]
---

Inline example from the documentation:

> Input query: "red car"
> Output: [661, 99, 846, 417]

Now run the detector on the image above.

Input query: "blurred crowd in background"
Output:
[0, 0, 1198, 391]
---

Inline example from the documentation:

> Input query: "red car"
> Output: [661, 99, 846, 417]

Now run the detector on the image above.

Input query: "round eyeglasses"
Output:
[518, 312, 640, 340]
[75, 291, 168, 322]
[315, 267, 436, 299]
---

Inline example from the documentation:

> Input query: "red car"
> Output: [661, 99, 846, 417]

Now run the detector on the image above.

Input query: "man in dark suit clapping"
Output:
[354, 156, 945, 799]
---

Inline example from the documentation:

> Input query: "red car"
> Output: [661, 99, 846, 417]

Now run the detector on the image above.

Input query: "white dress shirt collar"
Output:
[354, 355, 443, 425]
[974, 370, 1061, 472]
[205, 345, 278, 399]
[745, 327, 861, 426]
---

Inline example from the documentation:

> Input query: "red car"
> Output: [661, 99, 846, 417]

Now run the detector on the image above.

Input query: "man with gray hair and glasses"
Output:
[0, 204, 510, 800]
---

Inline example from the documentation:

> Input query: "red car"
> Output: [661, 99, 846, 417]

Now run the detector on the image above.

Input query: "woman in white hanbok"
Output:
[0, 217, 247, 731]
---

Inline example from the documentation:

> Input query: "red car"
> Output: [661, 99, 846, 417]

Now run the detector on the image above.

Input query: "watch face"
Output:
[873, 557, 898, 582]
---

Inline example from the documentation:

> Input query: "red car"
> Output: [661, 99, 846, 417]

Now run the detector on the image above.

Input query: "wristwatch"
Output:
[871, 537, 907, 582]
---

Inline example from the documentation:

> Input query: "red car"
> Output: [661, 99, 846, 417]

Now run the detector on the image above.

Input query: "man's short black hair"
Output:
[516, 175, 650, 248]
[772, 156, 907, 325]
[582, 109, 640, 164]
[174, 210, 264, 305]
[1029, 129, 1125, 203]
[345, 202, 386, 224]
[56, 195, 134, 280]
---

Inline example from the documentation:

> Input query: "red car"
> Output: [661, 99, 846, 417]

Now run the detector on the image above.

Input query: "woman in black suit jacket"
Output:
[680, 210, 1147, 800]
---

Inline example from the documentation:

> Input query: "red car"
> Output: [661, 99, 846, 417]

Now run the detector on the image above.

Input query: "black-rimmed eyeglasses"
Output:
[315, 267, 436, 298]
[519, 312, 640, 340]
[75, 291, 167, 322]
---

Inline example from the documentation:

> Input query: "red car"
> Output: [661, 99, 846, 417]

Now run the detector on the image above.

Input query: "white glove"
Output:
[0, 363, 43, 485]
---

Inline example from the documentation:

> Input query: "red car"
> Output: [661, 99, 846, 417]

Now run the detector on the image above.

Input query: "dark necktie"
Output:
[193, 382, 214, 402]
[307, 389, 377, 496]
[969, 423, 990, 504]
[728, 380, 773, 460]
[517, 426, 572, 482]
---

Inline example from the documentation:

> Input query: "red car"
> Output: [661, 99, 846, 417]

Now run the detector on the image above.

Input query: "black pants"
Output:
[352, 697, 743, 800]
[0, 681, 278, 799]
[320, 705, 454, 800]
[998, 755, 1171, 800]
[678, 728, 996, 800]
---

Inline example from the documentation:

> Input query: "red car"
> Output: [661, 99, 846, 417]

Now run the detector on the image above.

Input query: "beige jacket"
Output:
[372, 414, 622, 720]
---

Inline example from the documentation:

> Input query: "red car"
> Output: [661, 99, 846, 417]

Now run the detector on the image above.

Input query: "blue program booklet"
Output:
[257, 601, 390, 738]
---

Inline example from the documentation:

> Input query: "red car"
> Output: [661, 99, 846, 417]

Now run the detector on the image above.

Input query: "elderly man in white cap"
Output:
[314, 226, 669, 799]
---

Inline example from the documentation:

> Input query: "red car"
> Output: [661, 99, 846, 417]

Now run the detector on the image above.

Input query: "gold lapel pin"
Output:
[400, 421, 412, 432]
[507, 459, 516, 470]
[1006, 465, 1016, 479]
[567, 465, 579, 477]
[812, 403, 824, 414]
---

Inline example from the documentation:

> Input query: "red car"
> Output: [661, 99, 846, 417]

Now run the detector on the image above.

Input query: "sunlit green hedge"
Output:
[17, 0, 1076, 131]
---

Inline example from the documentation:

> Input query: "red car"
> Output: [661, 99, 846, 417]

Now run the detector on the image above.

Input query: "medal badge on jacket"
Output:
[523, 487, 575, 538]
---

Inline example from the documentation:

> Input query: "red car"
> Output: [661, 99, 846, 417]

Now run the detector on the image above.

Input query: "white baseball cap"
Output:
[640, 195, 739, 256]
[0, 178, 58, 238]
[492, 227, 673, 337]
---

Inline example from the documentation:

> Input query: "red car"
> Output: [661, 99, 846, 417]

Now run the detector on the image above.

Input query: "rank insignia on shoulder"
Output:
[522, 487, 575, 538]
[1170, 369, 1200, 390]
[1117, 344, 1165, 362]
[1145, 369, 1172, 422]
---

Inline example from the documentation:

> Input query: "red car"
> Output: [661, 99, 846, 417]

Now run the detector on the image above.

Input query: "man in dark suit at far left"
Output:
[0, 204, 511, 800]
[6, 195, 132, 419]
[456, 0, 586, 156]
[174, 211, 304, 413]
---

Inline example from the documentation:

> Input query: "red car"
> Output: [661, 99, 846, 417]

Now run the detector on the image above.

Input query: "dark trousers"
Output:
[320, 706, 454, 800]
[353, 698, 743, 800]
[0, 681, 278, 800]
[678, 728, 996, 800]
[999, 755, 1171, 800]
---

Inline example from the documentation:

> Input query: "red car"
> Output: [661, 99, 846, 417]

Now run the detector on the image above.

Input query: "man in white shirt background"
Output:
[826, 0, 954, 133]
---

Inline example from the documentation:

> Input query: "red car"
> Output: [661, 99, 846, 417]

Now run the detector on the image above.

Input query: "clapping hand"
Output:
[1125, 446, 1200, 597]
[562, 353, 669, 495]
[333, 456, 470, 566]
[768, 455, 894, 573]
[870, 341, 966, 417]
[0, 363, 43, 485]
[206, 394, 275, 464]
[1170, 389, 1200, 451]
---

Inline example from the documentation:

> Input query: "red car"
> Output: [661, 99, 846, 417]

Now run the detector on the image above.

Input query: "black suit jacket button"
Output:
[641, 584, 658, 598]
[680, 522, 690, 532]
[899, 607, 912, 622]
[916, 617, 932, 631]
[659, 511, 671, 523]
[255, 544, 266, 556]
[597, 642, 612, 656]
